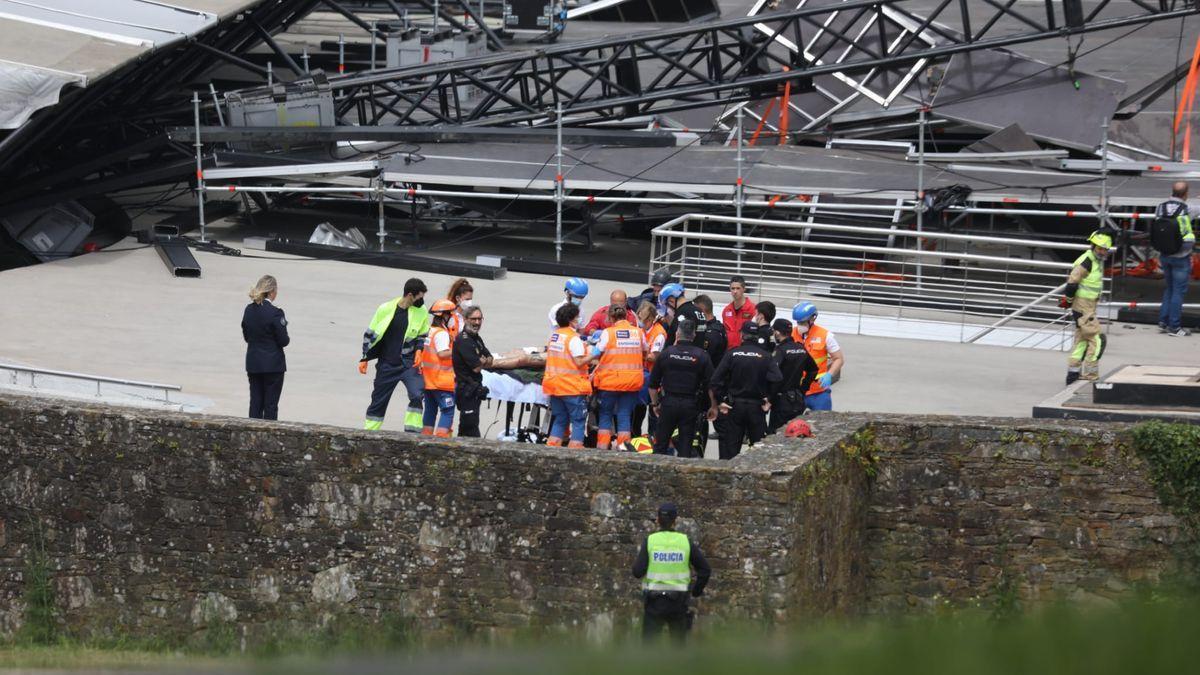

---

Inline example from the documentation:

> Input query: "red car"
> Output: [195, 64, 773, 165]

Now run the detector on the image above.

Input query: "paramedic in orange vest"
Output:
[544, 302, 594, 448]
[445, 277, 474, 338]
[420, 300, 458, 436]
[593, 303, 648, 449]
[634, 300, 668, 437]
[790, 302, 844, 411]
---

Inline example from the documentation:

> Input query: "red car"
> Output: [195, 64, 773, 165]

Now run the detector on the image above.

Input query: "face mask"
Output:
[570, 297, 583, 306]
[412, 297, 425, 308]
[460, 299, 474, 309]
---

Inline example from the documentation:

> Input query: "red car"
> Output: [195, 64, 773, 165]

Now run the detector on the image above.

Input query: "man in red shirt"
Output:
[721, 276, 756, 350]
[584, 289, 629, 336]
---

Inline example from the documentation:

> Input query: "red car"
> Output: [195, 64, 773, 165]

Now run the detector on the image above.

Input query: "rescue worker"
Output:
[722, 275, 756, 351]
[648, 319, 716, 457]
[710, 323, 782, 459]
[593, 304, 648, 449]
[445, 278, 474, 338]
[633, 300, 667, 437]
[666, 286, 706, 347]
[548, 277, 589, 332]
[584, 289, 630, 335]
[242, 274, 289, 421]
[420, 300, 458, 437]
[768, 318, 817, 434]
[452, 305, 492, 438]
[632, 503, 711, 643]
[544, 302, 594, 448]
[635, 269, 674, 315]
[790, 302, 844, 412]
[360, 278, 430, 431]
[1061, 231, 1113, 384]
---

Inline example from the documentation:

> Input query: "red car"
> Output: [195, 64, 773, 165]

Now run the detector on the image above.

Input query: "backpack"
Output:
[1150, 200, 1187, 255]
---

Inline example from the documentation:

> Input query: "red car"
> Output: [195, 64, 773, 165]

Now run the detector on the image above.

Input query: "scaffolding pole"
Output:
[555, 103, 563, 263]
[192, 92, 207, 243]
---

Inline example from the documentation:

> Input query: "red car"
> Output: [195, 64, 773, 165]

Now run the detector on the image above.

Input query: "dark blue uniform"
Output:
[648, 341, 713, 457]
[242, 299, 289, 420]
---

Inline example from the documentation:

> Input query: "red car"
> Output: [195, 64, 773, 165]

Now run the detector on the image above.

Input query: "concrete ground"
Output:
[1, 230, 1195, 445]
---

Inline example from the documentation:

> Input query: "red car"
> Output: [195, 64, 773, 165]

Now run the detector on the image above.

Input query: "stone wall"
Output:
[0, 395, 862, 640]
[865, 418, 1187, 611]
[0, 395, 1190, 642]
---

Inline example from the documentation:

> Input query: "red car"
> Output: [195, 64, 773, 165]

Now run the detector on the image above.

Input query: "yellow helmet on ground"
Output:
[1087, 231, 1113, 249]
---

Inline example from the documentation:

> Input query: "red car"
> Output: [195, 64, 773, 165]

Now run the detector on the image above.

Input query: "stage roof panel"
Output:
[0, 0, 263, 129]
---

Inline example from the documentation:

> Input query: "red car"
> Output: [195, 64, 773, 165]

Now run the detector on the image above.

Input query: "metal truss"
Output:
[0, 0, 326, 212]
[326, 0, 1200, 128]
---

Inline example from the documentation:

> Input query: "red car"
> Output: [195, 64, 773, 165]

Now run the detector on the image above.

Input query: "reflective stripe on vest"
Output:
[1073, 250, 1104, 300]
[594, 321, 645, 391]
[421, 326, 455, 391]
[543, 327, 591, 396]
[363, 299, 432, 359]
[644, 530, 691, 592]
[794, 324, 830, 395]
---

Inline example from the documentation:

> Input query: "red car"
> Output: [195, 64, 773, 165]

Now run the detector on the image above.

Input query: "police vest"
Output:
[420, 326, 455, 392]
[594, 320, 645, 391]
[1073, 249, 1104, 301]
[543, 327, 592, 396]
[644, 530, 691, 592]
[793, 323, 831, 395]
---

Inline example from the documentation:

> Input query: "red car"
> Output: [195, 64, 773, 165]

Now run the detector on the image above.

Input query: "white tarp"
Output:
[0, 61, 81, 128]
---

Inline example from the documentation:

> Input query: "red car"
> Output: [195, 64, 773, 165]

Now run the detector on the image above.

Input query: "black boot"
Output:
[1065, 370, 1080, 386]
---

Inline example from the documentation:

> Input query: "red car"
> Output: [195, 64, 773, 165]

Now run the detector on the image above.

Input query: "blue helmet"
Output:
[564, 277, 589, 298]
[658, 283, 685, 307]
[792, 302, 818, 323]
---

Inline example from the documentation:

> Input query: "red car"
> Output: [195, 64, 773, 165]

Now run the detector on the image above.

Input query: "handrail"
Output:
[0, 363, 181, 392]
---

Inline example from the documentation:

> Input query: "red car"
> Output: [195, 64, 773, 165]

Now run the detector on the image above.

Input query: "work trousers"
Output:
[422, 390, 456, 435]
[654, 396, 701, 458]
[456, 392, 483, 437]
[364, 357, 424, 431]
[597, 390, 639, 447]
[721, 399, 767, 460]
[1067, 308, 1103, 368]
[768, 394, 805, 435]
[548, 395, 588, 446]
[247, 372, 284, 420]
[642, 593, 691, 643]
[1159, 255, 1192, 331]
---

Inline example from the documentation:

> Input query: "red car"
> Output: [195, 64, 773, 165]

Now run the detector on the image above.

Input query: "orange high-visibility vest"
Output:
[447, 312, 463, 340]
[644, 321, 667, 371]
[421, 326, 455, 392]
[594, 320, 645, 392]
[793, 323, 830, 395]
[544, 327, 591, 396]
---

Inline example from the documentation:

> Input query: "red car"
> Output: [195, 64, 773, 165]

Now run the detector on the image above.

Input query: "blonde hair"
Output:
[636, 300, 657, 325]
[248, 275, 278, 304]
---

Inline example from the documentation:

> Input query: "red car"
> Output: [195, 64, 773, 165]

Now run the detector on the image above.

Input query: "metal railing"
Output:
[0, 363, 181, 405]
[650, 214, 1106, 350]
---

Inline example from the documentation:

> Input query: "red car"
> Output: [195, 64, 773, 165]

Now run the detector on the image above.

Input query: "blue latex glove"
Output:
[591, 345, 603, 359]
[587, 331, 602, 345]
[818, 373, 833, 389]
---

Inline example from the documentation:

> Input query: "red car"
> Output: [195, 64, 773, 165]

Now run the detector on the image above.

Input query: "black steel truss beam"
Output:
[319, 0, 1199, 127]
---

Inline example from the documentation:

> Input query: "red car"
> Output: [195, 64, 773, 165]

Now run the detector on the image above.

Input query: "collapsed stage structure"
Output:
[2, 0, 1200, 344]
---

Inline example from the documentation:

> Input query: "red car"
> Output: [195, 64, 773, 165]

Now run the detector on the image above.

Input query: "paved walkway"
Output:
[0, 239, 1193, 437]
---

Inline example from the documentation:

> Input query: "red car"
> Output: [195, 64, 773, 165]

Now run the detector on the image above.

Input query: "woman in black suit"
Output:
[242, 275, 289, 419]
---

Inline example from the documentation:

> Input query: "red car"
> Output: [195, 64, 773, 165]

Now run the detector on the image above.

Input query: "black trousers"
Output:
[643, 593, 691, 643]
[654, 396, 700, 457]
[721, 400, 767, 459]
[768, 395, 806, 435]
[248, 372, 284, 420]
[457, 393, 482, 437]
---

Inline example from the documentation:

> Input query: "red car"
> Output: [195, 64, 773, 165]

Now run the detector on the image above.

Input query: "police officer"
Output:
[768, 319, 817, 434]
[692, 295, 727, 363]
[632, 503, 712, 643]
[665, 286, 706, 347]
[359, 278, 430, 431]
[648, 319, 715, 457]
[452, 304, 493, 437]
[242, 274, 289, 420]
[710, 323, 782, 459]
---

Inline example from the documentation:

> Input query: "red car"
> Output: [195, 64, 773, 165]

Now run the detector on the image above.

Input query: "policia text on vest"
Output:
[632, 503, 712, 643]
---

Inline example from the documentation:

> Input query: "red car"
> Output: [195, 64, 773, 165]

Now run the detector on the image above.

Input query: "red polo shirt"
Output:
[722, 298, 756, 349]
